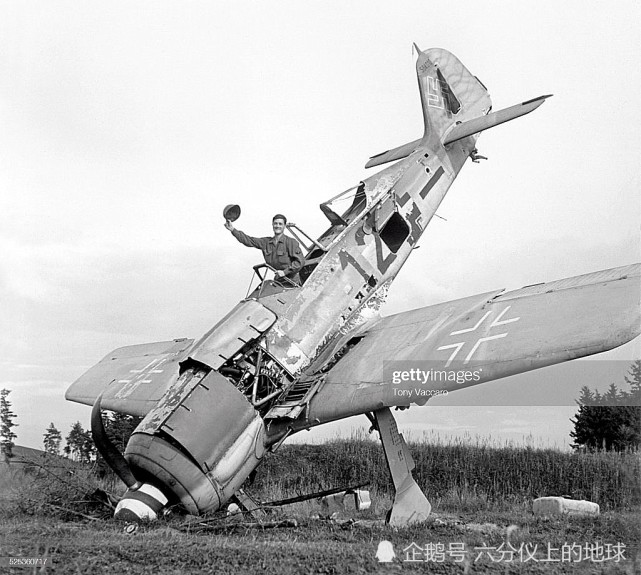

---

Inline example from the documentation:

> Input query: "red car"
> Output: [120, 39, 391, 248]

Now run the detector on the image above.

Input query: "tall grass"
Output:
[2, 434, 638, 518]
[256, 432, 640, 512]
[0, 455, 120, 519]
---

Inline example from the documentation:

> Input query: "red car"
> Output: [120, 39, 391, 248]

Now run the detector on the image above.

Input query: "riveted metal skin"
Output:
[125, 369, 266, 515]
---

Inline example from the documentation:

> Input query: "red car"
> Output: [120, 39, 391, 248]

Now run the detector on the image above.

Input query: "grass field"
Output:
[256, 435, 641, 511]
[0, 438, 639, 574]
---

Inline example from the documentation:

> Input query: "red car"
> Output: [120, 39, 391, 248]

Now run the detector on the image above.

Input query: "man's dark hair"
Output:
[272, 214, 287, 224]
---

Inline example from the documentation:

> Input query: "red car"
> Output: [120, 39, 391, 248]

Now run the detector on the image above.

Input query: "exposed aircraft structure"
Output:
[66, 46, 641, 526]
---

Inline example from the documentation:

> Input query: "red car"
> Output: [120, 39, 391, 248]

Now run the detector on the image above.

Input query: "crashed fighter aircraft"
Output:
[66, 46, 640, 526]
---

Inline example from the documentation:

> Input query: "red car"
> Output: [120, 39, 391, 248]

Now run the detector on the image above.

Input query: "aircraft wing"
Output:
[65, 338, 193, 416]
[309, 264, 640, 420]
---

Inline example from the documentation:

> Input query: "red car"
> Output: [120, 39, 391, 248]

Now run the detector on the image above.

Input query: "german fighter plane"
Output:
[66, 46, 641, 526]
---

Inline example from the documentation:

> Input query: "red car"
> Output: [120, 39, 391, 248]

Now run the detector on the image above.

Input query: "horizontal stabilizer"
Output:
[365, 138, 422, 169]
[442, 95, 552, 145]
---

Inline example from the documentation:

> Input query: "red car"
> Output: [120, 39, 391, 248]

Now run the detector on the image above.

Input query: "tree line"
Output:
[570, 360, 641, 451]
[0, 389, 141, 464]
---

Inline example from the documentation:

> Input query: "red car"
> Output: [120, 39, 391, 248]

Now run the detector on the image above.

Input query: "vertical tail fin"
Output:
[365, 47, 549, 168]
[414, 46, 492, 144]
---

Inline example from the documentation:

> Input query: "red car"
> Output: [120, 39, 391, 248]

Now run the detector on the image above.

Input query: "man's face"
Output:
[272, 218, 286, 235]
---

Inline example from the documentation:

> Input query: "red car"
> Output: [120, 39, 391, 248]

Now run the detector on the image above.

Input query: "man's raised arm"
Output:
[224, 221, 267, 251]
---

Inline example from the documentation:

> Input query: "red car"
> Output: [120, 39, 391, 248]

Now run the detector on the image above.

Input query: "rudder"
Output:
[414, 46, 492, 144]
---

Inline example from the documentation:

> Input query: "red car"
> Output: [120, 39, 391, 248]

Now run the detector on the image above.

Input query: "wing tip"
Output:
[522, 94, 553, 106]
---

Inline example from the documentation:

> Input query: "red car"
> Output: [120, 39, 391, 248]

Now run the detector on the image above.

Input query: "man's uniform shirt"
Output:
[231, 229, 305, 279]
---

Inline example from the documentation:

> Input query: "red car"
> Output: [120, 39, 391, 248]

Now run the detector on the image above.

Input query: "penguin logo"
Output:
[375, 540, 396, 563]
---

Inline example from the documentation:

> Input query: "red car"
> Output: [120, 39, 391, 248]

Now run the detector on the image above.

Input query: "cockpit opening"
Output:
[245, 263, 301, 299]
[319, 182, 367, 229]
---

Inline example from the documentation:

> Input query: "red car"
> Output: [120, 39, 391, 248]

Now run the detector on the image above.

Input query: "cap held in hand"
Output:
[223, 204, 241, 222]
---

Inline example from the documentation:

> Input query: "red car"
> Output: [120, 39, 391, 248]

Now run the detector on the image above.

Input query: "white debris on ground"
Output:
[533, 497, 600, 516]
[319, 489, 371, 517]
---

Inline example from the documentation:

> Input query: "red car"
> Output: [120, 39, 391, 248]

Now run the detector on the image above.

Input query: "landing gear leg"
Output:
[374, 407, 431, 526]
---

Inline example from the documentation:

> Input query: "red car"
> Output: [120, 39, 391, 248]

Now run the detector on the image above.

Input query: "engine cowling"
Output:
[104, 299, 282, 520]
[117, 367, 266, 517]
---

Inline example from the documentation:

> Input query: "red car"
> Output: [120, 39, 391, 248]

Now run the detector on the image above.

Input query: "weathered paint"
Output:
[126, 369, 267, 515]
[300, 264, 641, 425]
[64, 47, 638, 523]
[187, 300, 276, 370]
[66, 339, 195, 416]
[255, 49, 493, 376]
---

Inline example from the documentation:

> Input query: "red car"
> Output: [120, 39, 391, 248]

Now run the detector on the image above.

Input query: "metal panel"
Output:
[374, 197, 396, 231]
[188, 300, 277, 369]
[157, 370, 258, 472]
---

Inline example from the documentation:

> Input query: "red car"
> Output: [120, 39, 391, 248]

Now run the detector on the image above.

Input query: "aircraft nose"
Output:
[114, 483, 170, 522]
[124, 430, 223, 516]
[121, 367, 266, 517]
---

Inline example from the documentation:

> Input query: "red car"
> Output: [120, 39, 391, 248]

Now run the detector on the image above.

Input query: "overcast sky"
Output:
[1, 1, 639, 451]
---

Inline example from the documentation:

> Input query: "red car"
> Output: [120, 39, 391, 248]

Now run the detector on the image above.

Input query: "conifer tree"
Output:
[43, 422, 62, 455]
[625, 360, 641, 401]
[64, 421, 95, 462]
[571, 363, 641, 451]
[0, 389, 18, 462]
